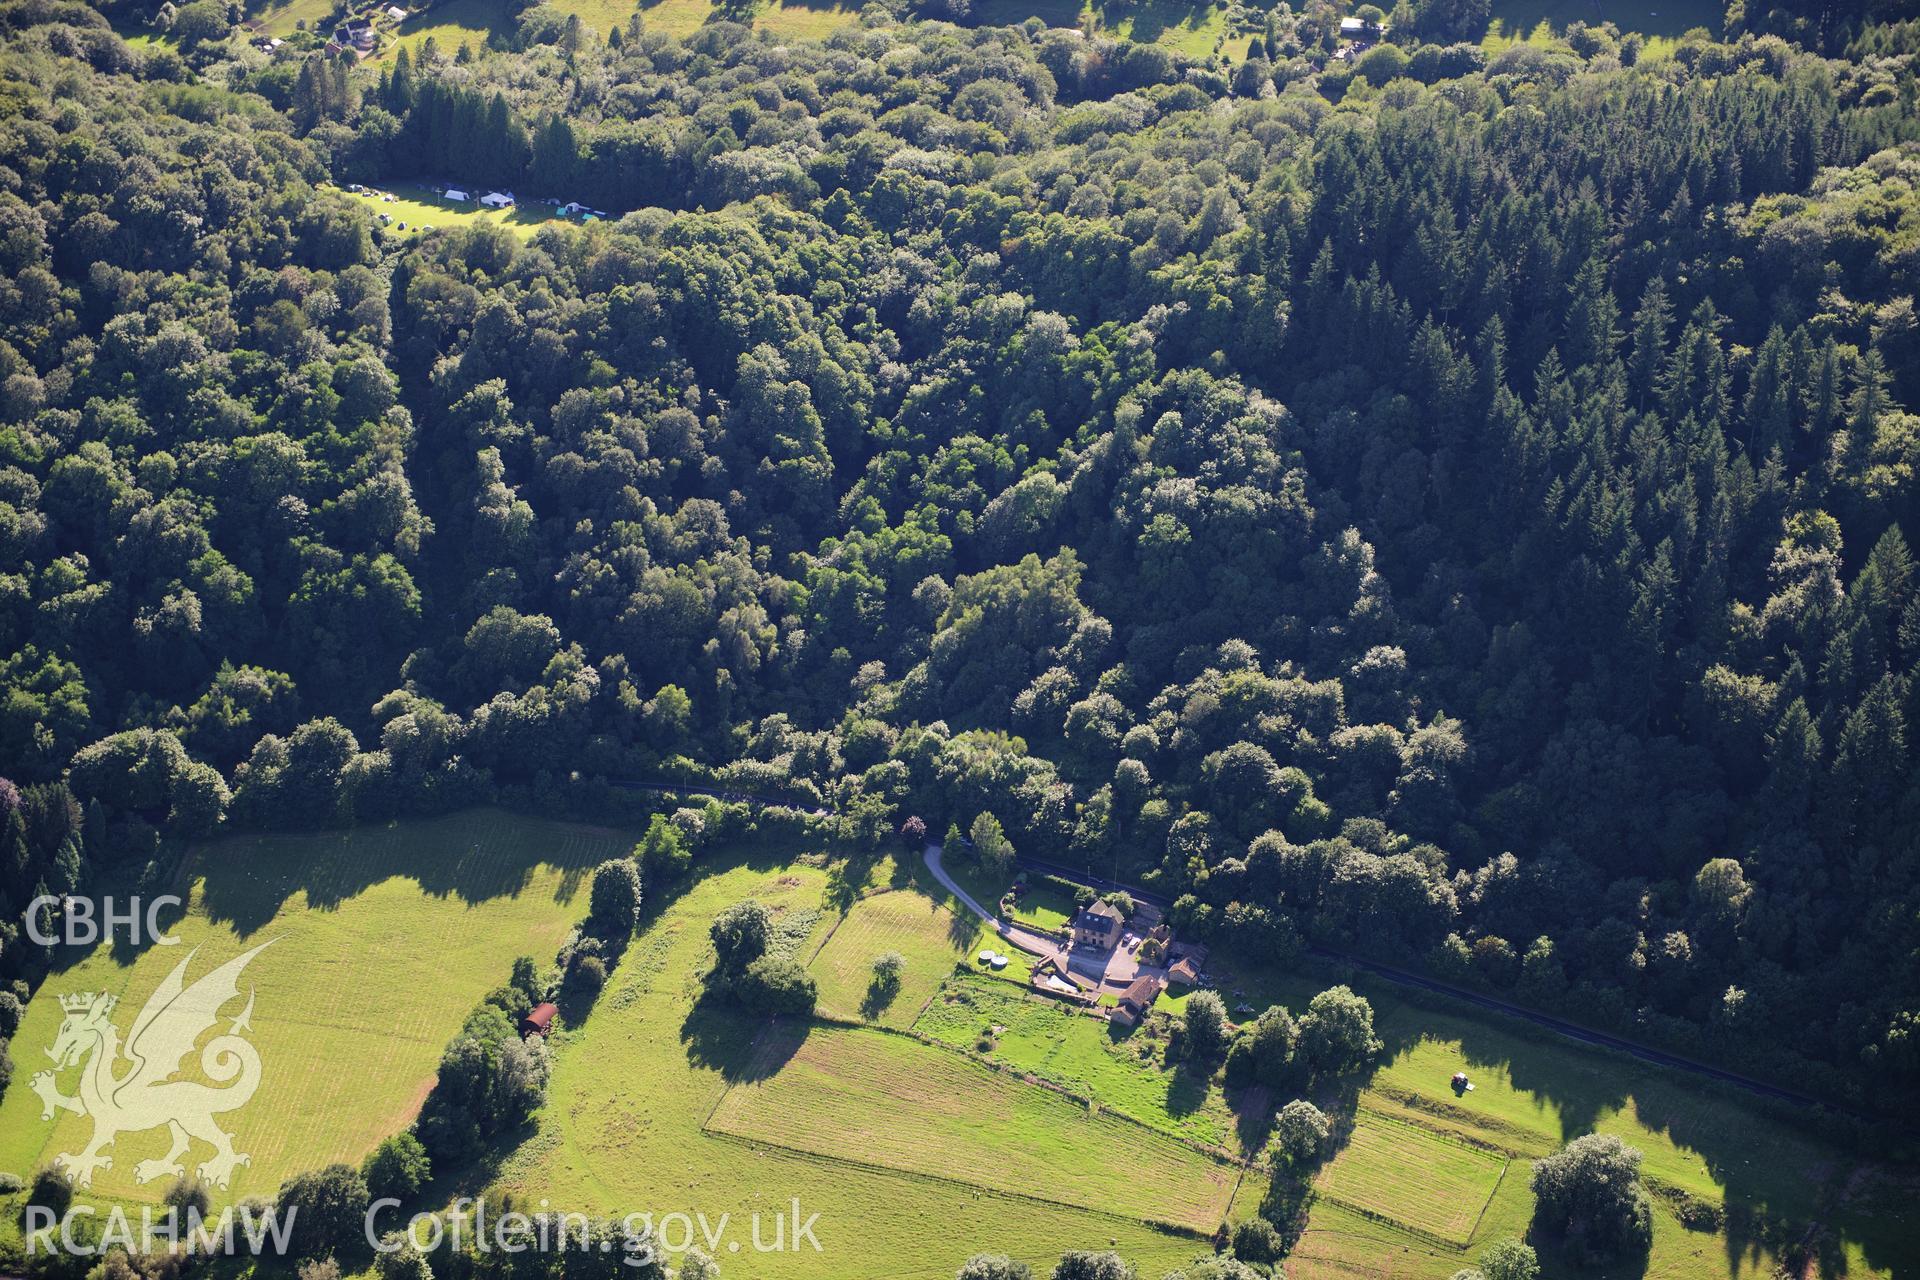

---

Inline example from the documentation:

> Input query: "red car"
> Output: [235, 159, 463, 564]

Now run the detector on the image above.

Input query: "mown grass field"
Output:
[340, 181, 562, 239]
[0, 810, 621, 1207]
[915, 973, 1249, 1153]
[490, 853, 1221, 1279]
[705, 1021, 1243, 1233]
[3, 817, 1910, 1280]
[1201, 948, 1917, 1279]
[807, 889, 972, 1028]
[1312, 1113, 1508, 1247]
[1484, 0, 1721, 42]
[382, 0, 1234, 59]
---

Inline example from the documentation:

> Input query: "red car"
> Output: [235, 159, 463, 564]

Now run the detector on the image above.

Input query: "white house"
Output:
[385, 5, 407, 18]
[481, 191, 515, 208]
[444, 188, 470, 202]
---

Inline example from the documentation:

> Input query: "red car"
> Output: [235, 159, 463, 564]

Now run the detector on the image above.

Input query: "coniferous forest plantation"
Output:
[2, 0, 1920, 1273]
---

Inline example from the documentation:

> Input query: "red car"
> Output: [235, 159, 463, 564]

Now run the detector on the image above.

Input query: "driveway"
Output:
[923, 843, 1070, 970]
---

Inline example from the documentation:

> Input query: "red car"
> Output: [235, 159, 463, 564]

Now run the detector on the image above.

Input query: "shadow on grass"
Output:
[679, 989, 811, 1084]
[1229, 1083, 1275, 1153]
[185, 808, 601, 938]
[859, 975, 901, 1021]
[1217, 949, 1894, 1278]
[1102, 0, 1213, 43]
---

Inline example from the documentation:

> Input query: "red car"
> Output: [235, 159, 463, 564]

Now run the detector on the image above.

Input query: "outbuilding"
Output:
[520, 1002, 559, 1037]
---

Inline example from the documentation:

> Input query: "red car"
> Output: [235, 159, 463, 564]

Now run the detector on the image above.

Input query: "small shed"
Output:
[1167, 955, 1202, 988]
[1451, 1070, 1474, 1093]
[520, 1002, 558, 1037]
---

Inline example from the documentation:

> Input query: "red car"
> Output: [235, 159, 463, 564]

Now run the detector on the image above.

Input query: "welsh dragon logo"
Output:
[31, 941, 274, 1189]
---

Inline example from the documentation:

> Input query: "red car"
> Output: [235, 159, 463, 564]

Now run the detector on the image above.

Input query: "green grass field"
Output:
[1484, 0, 1721, 42]
[807, 889, 973, 1028]
[1312, 1113, 1509, 1247]
[705, 1021, 1243, 1234]
[915, 974, 1250, 1154]
[0, 810, 622, 1207]
[490, 853, 1222, 1279]
[3, 816, 1911, 1280]
[339, 182, 561, 239]
[1198, 947, 1917, 1279]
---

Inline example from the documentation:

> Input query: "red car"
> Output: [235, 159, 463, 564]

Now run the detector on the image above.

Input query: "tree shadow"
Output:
[1098, 0, 1214, 43]
[188, 808, 602, 938]
[1229, 1083, 1275, 1153]
[678, 989, 809, 1085]
[859, 976, 901, 1021]
[1165, 1055, 1213, 1121]
[1271, 954, 1882, 1280]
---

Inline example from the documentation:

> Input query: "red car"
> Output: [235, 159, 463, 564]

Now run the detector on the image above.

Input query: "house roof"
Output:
[522, 1002, 558, 1032]
[1081, 899, 1124, 924]
[1117, 974, 1165, 1013]
[1168, 956, 1201, 986]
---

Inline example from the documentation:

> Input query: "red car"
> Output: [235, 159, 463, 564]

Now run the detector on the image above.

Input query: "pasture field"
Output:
[490, 853, 1222, 1279]
[340, 182, 561, 238]
[385, 0, 1230, 60]
[243, 0, 339, 37]
[1311, 1113, 1509, 1247]
[1484, 0, 1721, 43]
[807, 889, 972, 1028]
[1200, 948, 1916, 1278]
[915, 974, 1249, 1153]
[0, 809, 622, 1207]
[704, 1021, 1243, 1233]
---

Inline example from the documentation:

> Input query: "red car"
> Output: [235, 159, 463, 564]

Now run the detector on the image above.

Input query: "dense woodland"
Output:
[1, 0, 1919, 1125]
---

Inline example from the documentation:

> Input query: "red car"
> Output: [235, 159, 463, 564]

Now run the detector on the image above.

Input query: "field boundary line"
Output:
[805, 902, 850, 964]
[1311, 1191, 1472, 1250]
[806, 1018, 1248, 1167]
[1463, 1154, 1511, 1246]
[694, 1124, 1219, 1238]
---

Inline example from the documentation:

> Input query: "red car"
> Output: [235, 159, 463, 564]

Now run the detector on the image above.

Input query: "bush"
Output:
[362, 1132, 431, 1201]
[29, 1165, 73, 1216]
[636, 813, 691, 883]
[1530, 1134, 1653, 1263]
[1274, 1098, 1331, 1165]
[1051, 1252, 1135, 1280]
[737, 956, 818, 1016]
[163, 1173, 212, 1220]
[710, 900, 772, 978]
[587, 856, 642, 939]
[1230, 1215, 1284, 1263]
[1298, 985, 1380, 1078]
[958, 1255, 1034, 1280]
[565, 952, 608, 998]
[1479, 1237, 1539, 1280]
[276, 1163, 371, 1259]
[1181, 990, 1230, 1061]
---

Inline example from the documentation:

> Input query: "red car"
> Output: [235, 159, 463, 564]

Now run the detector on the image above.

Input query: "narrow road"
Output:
[1012, 854, 1847, 1116]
